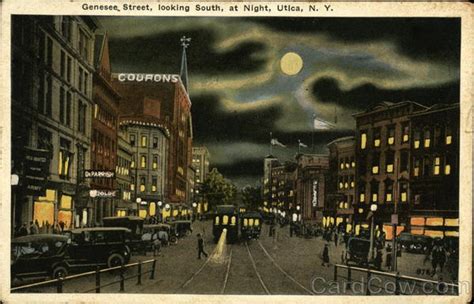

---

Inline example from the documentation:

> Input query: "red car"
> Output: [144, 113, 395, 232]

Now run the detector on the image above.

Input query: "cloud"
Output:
[310, 77, 460, 110]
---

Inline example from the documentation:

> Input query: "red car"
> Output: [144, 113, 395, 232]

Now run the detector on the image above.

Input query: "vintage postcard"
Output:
[0, 1, 472, 303]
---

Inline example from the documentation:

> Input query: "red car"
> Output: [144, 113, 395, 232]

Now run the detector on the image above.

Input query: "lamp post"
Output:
[296, 205, 301, 223]
[192, 202, 197, 221]
[136, 197, 142, 217]
[164, 203, 171, 222]
[368, 203, 378, 262]
[157, 200, 163, 222]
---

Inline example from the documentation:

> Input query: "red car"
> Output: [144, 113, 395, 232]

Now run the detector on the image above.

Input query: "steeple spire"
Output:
[180, 36, 191, 92]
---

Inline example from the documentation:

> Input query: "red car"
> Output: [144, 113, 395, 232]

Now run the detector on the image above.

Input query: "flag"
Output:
[313, 115, 335, 130]
[298, 140, 308, 148]
[271, 138, 286, 148]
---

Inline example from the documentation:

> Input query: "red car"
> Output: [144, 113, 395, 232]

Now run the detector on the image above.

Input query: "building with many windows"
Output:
[90, 32, 120, 224]
[326, 137, 356, 231]
[115, 126, 134, 216]
[11, 16, 98, 230]
[112, 76, 192, 207]
[262, 155, 280, 212]
[408, 103, 459, 238]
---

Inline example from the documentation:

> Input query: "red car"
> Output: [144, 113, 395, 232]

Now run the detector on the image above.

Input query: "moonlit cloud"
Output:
[101, 17, 460, 187]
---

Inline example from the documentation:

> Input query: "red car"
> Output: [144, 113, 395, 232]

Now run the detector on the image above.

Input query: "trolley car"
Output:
[240, 211, 262, 240]
[213, 205, 239, 243]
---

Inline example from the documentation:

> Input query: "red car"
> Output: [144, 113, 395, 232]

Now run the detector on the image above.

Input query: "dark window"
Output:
[59, 138, 73, 180]
[387, 126, 395, 145]
[59, 87, 65, 123]
[66, 57, 72, 83]
[78, 67, 83, 92]
[45, 75, 52, 116]
[66, 92, 71, 126]
[130, 134, 136, 146]
[46, 37, 53, 67]
[370, 181, 379, 203]
[423, 156, 431, 177]
[401, 123, 409, 143]
[385, 151, 395, 173]
[78, 101, 86, 133]
[153, 136, 158, 148]
[400, 151, 409, 172]
[60, 50, 65, 78]
[385, 180, 393, 203]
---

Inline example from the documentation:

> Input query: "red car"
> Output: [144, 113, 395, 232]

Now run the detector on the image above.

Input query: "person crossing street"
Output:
[197, 233, 208, 259]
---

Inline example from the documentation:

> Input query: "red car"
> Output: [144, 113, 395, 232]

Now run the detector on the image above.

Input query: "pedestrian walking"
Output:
[374, 249, 383, 270]
[385, 245, 393, 271]
[197, 233, 208, 259]
[30, 220, 39, 235]
[321, 243, 330, 267]
[18, 222, 28, 237]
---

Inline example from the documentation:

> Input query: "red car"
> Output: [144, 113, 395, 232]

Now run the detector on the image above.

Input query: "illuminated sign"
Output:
[89, 190, 117, 198]
[84, 170, 115, 178]
[117, 73, 180, 83]
[312, 180, 318, 207]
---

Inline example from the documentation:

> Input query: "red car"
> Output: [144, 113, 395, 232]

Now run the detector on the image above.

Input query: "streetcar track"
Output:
[257, 240, 315, 295]
[220, 248, 232, 294]
[179, 256, 211, 289]
[245, 242, 271, 295]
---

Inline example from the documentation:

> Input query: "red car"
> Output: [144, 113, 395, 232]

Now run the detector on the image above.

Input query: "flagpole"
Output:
[270, 132, 273, 155]
[298, 139, 301, 154]
[312, 113, 316, 153]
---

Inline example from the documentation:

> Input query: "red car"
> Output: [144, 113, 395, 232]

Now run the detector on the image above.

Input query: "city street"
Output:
[14, 220, 458, 295]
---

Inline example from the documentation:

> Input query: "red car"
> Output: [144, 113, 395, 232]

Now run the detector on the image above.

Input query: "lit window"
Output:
[131, 158, 135, 168]
[359, 193, 365, 203]
[231, 216, 236, 226]
[387, 127, 395, 145]
[372, 166, 379, 174]
[141, 135, 147, 147]
[401, 192, 407, 202]
[445, 164, 451, 175]
[153, 155, 158, 169]
[243, 218, 248, 226]
[414, 131, 420, 149]
[339, 182, 343, 189]
[351, 161, 355, 168]
[374, 139, 380, 147]
[140, 184, 145, 192]
[386, 164, 393, 173]
[434, 157, 441, 175]
[402, 124, 409, 143]
[372, 193, 378, 202]
[424, 130, 431, 148]
[215, 217, 220, 225]
[152, 185, 157, 192]
[373, 128, 381, 147]
[130, 184, 135, 191]
[340, 161, 344, 170]
[445, 126, 452, 145]
[413, 159, 420, 177]
[140, 155, 146, 168]
[386, 193, 392, 202]
[344, 182, 349, 189]
[350, 181, 355, 188]
[223, 215, 229, 225]
[360, 132, 367, 149]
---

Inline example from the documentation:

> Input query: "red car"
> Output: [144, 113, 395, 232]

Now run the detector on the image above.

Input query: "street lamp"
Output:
[157, 200, 163, 223]
[136, 197, 142, 217]
[369, 203, 378, 262]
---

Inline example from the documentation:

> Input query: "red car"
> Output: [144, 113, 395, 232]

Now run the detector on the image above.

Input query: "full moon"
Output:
[280, 52, 303, 76]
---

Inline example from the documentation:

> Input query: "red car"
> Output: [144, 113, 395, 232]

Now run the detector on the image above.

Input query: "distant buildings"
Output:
[262, 101, 459, 240]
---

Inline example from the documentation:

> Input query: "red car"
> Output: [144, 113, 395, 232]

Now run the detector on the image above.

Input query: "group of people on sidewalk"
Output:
[14, 220, 68, 237]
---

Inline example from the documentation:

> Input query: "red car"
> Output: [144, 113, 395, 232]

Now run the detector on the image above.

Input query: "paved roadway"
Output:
[12, 220, 458, 295]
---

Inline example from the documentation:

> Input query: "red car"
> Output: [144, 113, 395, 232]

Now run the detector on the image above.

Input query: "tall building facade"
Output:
[11, 16, 98, 230]
[192, 146, 210, 184]
[90, 32, 120, 224]
[294, 154, 329, 224]
[326, 137, 356, 231]
[262, 155, 280, 212]
[112, 75, 192, 207]
[115, 126, 133, 216]
[270, 162, 297, 214]
[408, 104, 459, 238]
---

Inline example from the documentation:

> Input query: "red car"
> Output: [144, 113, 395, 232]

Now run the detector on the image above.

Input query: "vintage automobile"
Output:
[142, 223, 177, 246]
[11, 234, 70, 280]
[407, 235, 433, 254]
[66, 227, 131, 268]
[240, 211, 262, 240]
[213, 205, 239, 243]
[346, 237, 371, 266]
[102, 216, 148, 254]
[397, 232, 415, 251]
[167, 220, 193, 238]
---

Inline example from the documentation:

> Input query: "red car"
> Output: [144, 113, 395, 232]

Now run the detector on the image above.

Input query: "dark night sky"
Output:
[98, 17, 460, 188]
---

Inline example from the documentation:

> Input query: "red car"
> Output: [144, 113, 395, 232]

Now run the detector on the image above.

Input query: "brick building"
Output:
[112, 75, 192, 207]
[90, 32, 120, 224]
[408, 103, 459, 238]
[326, 136, 356, 231]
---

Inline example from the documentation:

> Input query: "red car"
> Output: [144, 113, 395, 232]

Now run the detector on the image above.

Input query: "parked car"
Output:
[407, 235, 433, 254]
[397, 232, 415, 251]
[66, 227, 132, 268]
[346, 237, 370, 267]
[11, 234, 70, 280]
[102, 216, 148, 254]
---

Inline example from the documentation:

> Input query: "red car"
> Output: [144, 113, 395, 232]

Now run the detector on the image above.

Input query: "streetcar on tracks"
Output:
[213, 205, 239, 243]
[240, 211, 263, 240]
